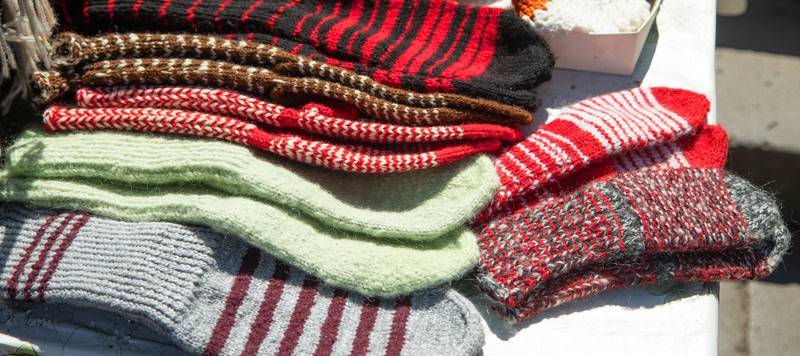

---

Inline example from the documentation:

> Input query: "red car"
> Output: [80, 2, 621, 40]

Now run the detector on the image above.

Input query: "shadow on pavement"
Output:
[717, 0, 800, 57]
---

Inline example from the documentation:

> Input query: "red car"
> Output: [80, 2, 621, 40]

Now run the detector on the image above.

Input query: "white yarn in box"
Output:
[534, 0, 662, 76]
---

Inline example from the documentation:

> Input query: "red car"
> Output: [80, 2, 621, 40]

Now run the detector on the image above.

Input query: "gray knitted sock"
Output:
[0, 204, 484, 356]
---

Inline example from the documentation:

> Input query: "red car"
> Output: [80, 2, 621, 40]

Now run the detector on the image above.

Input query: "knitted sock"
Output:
[0, 205, 484, 356]
[51, 32, 534, 124]
[486, 87, 709, 215]
[479, 124, 729, 222]
[34, 58, 532, 126]
[43, 104, 501, 173]
[6, 129, 499, 240]
[0, 171, 479, 297]
[74, 86, 523, 143]
[55, 0, 555, 109]
[476, 168, 790, 322]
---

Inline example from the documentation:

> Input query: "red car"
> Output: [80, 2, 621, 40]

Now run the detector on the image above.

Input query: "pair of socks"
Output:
[55, 0, 555, 109]
[5, 129, 499, 240]
[43, 103, 502, 173]
[51, 32, 534, 125]
[0, 205, 484, 356]
[72, 86, 523, 144]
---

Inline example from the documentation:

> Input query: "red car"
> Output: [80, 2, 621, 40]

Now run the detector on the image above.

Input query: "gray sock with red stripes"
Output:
[0, 204, 484, 356]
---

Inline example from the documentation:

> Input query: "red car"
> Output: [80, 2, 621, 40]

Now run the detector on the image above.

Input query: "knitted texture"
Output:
[0, 174, 479, 298]
[55, 0, 555, 109]
[512, 0, 549, 17]
[479, 125, 730, 222]
[476, 168, 791, 322]
[34, 58, 531, 126]
[50, 32, 534, 125]
[484, 87, 709, 217]
[43, 104, 502, 173]
[5, 129, 499, 240]
[73, 86, 523, 143]
[0, 205, 485, 356]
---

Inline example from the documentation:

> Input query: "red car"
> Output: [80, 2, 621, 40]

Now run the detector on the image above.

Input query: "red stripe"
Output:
[439, 7, 488, 78]
[213, 0, 235, 32]
[449, 7, 500, 79]
[23, 213, 76, 301]
[392, 0, 444, 72]
[309, 0, 343, 47]
[6, 214, 59, 300]
[350, 298, 381, 356]
[266, 0, 300, 32]
[241, 260, 291, 355]
[426, 6, 471, 75]
[203, 248, 261, 356]
[107, 0, 116, 21]
[36, 215, 90, 302]
[241, 0, 264, 24]
[378, 0, 418, 63]
[384, 296, 412, 356]
[346, 0, 381, 55]
[313, 289, 348, 356]
[359, 0, 404, 66]
[276, 277, 320, 355]
[58, 0, 74, 28]
[292, 0, 324, 37]
[158, 0, 173, 24]
[132, 0, 144, 18]
[407, 0, 456, 75]
[324, 0, 364, 53]
[186, 0, 204, 29]
[82, 0, 91, 25]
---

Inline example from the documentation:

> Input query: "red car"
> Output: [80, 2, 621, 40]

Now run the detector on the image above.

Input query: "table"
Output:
[0, 0, 720, 354]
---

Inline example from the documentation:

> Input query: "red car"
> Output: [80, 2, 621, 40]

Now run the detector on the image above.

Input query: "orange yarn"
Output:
[512, 0, 550, 18]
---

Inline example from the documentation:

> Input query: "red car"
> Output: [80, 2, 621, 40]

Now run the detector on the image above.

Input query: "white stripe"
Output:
[537, 129, 591, 165]
[558, 111, 614, 152]
[329, 294, 366, 355]
[366, 299, 397, 355]
[219, 256, 276, 356]
[291, 285, 336, 356]
[257, 267, 307, 355]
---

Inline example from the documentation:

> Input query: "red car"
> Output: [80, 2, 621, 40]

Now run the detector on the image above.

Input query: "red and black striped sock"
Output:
[55, 0, 555, 109]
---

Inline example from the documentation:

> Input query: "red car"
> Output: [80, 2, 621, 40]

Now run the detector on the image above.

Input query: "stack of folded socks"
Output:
[0, 0, 791, 354]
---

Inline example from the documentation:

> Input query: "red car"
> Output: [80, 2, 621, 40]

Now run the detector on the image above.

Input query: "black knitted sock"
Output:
[55, 0, 554, 109]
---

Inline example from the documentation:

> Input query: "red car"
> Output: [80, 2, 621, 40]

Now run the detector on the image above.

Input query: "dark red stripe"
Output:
[107, 0, 116, 21]
[6, 214, 59, 300]
[203, 247, 261, 356]
[276, 277, 320, 355]
[385, 296, 413, 356]
[35, 215, 90, 301]
[132, 0, 144, 18]
[241, 260, 291, 355]
[350, 298, 381, 356]
[313, 289, 348, 356]
[23, 213, 76, 301]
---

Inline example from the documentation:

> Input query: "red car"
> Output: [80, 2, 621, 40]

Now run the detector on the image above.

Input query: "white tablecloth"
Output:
[0, 1, 719, 355]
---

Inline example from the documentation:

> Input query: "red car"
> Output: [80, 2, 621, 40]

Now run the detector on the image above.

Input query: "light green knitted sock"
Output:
[0, 174, 478, 298]
[4, 130, 499, 240]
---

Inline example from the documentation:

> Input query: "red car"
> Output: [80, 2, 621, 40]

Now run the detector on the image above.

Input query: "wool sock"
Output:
[55, 0, 555, 109]
[6, 129, 499, 240]
[51, 32, 535, 124]
[74, 86, 523, 143]
[479, 124, 729, 222]
[0, 205, 485, 356]
[34, 59, 532, 126]
[486, 86, 709, 215]
[475, 168, 790, 322]
[43, 104, 502, 173]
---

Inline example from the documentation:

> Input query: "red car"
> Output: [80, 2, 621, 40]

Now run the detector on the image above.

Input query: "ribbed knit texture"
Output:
[71, 86, 523, 143]
[0, 173, 479, 298]
[483, 87, 710, 218]
[43, 104, 502, 173]
[0, 205, 485, 356]
[476, 168, 791, 322]
[5, 129, 499, 240]
[50, 32, 534, 125]
[55, 0, 555, 109]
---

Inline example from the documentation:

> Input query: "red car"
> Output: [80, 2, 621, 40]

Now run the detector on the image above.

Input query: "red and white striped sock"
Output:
[478, 125, 728, 222]
[43, 105, 501, 173]
[74, 86, 524, 144]
[489, 87, 709, 213]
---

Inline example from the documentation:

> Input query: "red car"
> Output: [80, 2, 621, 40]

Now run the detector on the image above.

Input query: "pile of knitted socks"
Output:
[0, 0, 791, 354]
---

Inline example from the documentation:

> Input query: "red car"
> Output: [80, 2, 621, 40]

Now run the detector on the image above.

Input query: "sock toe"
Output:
[679, 125, 729, 168]
[401, 289, 484, 356]
[648, 87, 710, 129]
[723, 173, 792, 270]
